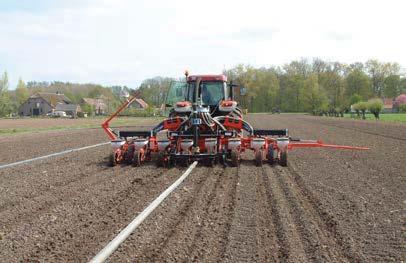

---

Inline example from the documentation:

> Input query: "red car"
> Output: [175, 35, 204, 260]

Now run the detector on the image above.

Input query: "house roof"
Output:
[55, 103, 82, 112]
[382, 98, 393, 109]
[382, 98, 393, 105]
[134, 98, 148, 109]
[31, 92, 71, 107]
[81, 97, 107, 109]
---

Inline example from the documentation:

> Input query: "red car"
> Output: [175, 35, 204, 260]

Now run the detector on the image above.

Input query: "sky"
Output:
[0, 0, 405, 89]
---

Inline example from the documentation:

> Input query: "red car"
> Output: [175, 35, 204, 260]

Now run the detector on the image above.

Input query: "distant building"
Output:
[18, 92, 71, 116]
[55, 103, 82, 118]
[81, 97, 107, 115]
[129, 98, 149, 109]
[382, 98, 395, 113]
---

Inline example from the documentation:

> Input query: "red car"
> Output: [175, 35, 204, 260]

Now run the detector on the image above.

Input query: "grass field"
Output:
[0, 116, 163, 136]
[343, 113, 406, 123]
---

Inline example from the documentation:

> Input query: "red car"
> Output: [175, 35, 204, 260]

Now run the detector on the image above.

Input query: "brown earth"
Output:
[0, 114, 404, 262]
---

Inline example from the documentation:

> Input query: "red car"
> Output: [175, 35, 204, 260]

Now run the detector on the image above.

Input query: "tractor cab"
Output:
[186, 75, 229, 106]
[166, 74, 239, 117]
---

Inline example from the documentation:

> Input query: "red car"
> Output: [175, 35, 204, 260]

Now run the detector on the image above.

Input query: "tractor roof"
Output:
[187, 75, 227, 82]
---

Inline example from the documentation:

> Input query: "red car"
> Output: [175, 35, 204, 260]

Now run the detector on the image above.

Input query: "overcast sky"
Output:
[0, 0, 405, 88]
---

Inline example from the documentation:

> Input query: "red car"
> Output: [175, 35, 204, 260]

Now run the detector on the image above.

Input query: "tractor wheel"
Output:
[268, 145, 275, 165]
[280, 151, 288, 167]
[133, 151, 141, 167]
[230, 151, 240, 167]
[255, 150, 263, 167]
[108, 153, 116, 167]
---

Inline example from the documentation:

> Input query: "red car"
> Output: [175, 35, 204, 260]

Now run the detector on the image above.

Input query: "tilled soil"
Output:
[0, 114, 404, 262]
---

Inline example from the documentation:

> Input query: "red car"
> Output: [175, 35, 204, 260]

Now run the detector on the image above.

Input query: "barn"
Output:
[18, 92, 72, 116]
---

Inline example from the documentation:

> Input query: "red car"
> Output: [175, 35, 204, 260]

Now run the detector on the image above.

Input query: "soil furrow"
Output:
[185, 167, 238, 262]
[286, 164, 364, 261]
[224, 164, 258, 262]
[255, 165, 282, 262]
[110, 166, 212, 262]
[0, 167, 179, 262]
[261, 165, 308, 262]
[151, 166, 224, 262]
[274, 166, 351, 262]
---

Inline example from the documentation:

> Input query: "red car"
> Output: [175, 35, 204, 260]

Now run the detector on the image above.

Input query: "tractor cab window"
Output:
[187, 81, 225, 105]
[166, 81, 186, 106]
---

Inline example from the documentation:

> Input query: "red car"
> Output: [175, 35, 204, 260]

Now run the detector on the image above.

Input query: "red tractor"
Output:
[102, 72, 368, 167]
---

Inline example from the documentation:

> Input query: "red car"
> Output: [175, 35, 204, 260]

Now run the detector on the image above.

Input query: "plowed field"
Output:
[0, 115, 404, 262]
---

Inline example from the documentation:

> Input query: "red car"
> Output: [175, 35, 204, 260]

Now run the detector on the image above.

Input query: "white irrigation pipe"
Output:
[0, 142, 109, 170]
[90, 161, 198, 263]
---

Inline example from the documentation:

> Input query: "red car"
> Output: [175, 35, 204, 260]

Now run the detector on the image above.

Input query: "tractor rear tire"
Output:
[255, 150, 263, 167]
[230, 151, 240, 167]
[280, 151, 288, 167]
[133, 151, 141, 167]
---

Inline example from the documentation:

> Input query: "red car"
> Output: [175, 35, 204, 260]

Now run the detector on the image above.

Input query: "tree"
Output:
[0, 71, 12, 117]
[398, 78, 406, 94]
[383, 75, 400, 98]
[138, 77, 174, 107]
[303, 74, 327, 115]
[367, 99, 383, 120]
[15, 77, 29, 106]
[318, 62, 346, 115]
[345, 69, 372, 100]
[355, 101, 368, 120]
[350, 94, 362, 105]
[366, 59, 400, 97]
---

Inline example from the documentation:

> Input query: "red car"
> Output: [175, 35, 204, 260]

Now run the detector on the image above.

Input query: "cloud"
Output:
[0, 0, 405, 88]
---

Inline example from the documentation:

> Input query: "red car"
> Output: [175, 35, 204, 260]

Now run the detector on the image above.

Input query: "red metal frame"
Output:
[101, 96, 138, 140]
[288, 141, 369, 150]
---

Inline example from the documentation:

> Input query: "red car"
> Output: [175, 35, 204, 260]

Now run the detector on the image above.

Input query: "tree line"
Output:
[137, 59, 405, 115]
[224, 59, 405, 114]
[1, 58, 405, 117]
